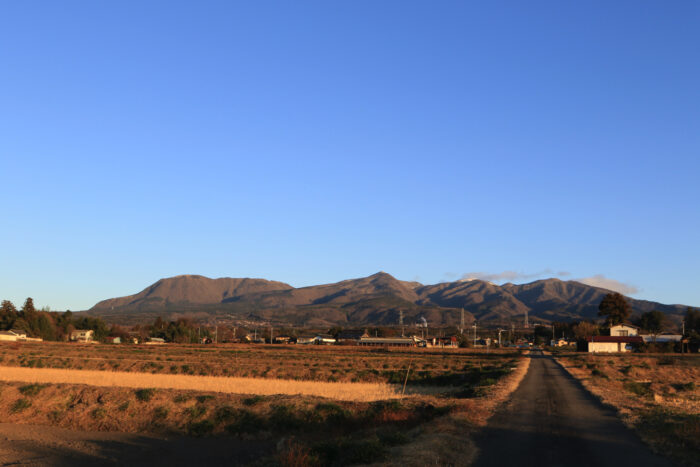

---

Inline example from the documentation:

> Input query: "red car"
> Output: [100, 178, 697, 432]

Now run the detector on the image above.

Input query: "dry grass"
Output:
[0, 365, 400, 402]
[0, 341, 518, 385]
[374, 352, 531, 466]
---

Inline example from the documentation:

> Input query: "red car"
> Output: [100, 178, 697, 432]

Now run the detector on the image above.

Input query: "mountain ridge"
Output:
[88, 272, 691, 326]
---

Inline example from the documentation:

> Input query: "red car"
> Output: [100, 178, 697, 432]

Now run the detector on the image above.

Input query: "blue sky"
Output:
[1, 1, 698, 311]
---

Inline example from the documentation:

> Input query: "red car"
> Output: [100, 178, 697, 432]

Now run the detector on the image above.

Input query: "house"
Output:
[296, 335, 316, 345]
[609, 323, 639, 337]
[0, 330, 23, 342]
[107, 336, 121, 344]
[144, 337, 165, 345]
[314, 334, 336, 345]
[586, 336, 643, 353]
[358, 336, 417, 347]
[550, 337, 572, 347]
[273, 335, 293, 344]
[70, 329, 95, 342]
[336, 329, 369, 343]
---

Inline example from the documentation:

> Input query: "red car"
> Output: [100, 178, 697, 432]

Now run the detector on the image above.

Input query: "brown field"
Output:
[0, 366, 400, 401]
[556, 352, 700, 466]
[0, 341, 527, 465]
[0, 341, 515, 385]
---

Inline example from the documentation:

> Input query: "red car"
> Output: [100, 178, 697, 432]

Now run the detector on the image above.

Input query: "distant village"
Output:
[1, 295, 699, 353]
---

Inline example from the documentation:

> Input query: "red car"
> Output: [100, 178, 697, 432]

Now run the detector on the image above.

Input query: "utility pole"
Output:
[215, 325, 218, 344]
[460, 308, 465, 335]
[552, 324, 555, 345]
[472, 322, 477, 347]
[270, 325, 274, 344]
[399, 310, 404, 337]
[524, 310, 529, 329]
[498, 329, 503, 347]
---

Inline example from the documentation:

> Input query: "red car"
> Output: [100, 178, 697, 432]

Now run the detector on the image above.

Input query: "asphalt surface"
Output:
[473, 351, 673, 467]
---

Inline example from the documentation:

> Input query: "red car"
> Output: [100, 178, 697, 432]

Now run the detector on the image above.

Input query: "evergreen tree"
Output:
[598, 293, 632, 326]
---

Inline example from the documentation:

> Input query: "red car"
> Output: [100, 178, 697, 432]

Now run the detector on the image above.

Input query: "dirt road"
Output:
[0, 423, 272, 466]
[474, 352, 673, 467]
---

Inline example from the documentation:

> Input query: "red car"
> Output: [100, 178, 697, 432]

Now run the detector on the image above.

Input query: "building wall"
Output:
[610, 325, 638, 336]
[588, 342, 632, 353]
[0, 334, 17, 342]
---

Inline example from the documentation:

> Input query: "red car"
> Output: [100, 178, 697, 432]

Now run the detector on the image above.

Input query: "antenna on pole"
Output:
[460, 308, 465, 335]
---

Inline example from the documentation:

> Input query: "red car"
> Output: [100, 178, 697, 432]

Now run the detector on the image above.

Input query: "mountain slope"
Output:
[91, 275, 293, 311]
[87, 273, 691, 326]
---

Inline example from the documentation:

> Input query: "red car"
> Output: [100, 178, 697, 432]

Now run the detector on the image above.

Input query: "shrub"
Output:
[91, 408, 106, 419]
[591, 368, 608, 379]
[173, 394, 190, 403]
[186, 405, 207, 419]
[187, 419, 215, 437]
[18, 384, 46, 397]
[278, 440, 319, 467]
[118, 401, 130, 412]
[196, 395, 214, 404]
[135, 388, 155, 402]
[225, 409, 265, 434]
[672, 382, 696, 392]
[11, 398, 32, 413]
[153, 406, 169, 420]
[624, 381, 653, 398]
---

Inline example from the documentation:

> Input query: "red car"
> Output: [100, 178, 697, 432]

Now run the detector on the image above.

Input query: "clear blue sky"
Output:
[1, 1, 698, 311]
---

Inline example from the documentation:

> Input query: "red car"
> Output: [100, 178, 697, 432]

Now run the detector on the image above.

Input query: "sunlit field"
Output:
[0, 341, 527, 465]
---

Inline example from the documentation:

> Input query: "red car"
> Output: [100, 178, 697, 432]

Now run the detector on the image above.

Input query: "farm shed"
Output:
[70, 330, 95, 342]
[0, 330, 23, 342]
[336, 329, 369, 343]
[586, 336, 643, 353]
[295, 335, 316, 344]
[358, 336, 417, 347]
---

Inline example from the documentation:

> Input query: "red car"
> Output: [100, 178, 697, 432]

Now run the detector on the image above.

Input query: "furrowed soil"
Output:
[556, 352, 700, 466]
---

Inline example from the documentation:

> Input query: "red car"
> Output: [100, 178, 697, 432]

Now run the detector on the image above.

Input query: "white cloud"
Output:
[459, 269, 571, 283]
[576, 274, 639, 295]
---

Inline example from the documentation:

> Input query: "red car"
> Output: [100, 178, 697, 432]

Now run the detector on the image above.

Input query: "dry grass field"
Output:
[0, 341, 527, 466]
[556, 352, 700, 466]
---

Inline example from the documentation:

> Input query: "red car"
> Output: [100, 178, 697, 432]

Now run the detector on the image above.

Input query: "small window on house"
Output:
[618, 330, 628, 336]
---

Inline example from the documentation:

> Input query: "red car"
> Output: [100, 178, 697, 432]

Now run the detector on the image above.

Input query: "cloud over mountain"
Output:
[576, 274, 639, 295]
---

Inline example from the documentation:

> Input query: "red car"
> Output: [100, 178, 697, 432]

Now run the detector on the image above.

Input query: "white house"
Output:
[609, 324, 639, 337]
[0, 330, 24, 342]
[70, 329, 94, 342]
[587, 336, 643, 353]
[295, 335, 316, 345]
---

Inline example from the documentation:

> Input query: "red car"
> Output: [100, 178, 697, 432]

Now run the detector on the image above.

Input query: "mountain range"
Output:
[86, 272, 691, 327]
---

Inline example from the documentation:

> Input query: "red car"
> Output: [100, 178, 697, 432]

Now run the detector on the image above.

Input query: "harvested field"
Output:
[0, 341, 519, 387]
[0, 341, 527, 465]
[556, 352, 700, 467]
[0, 365, 399, 402]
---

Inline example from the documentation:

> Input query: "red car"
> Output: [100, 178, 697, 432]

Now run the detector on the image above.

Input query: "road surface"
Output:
[474, 351, 673, 467]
